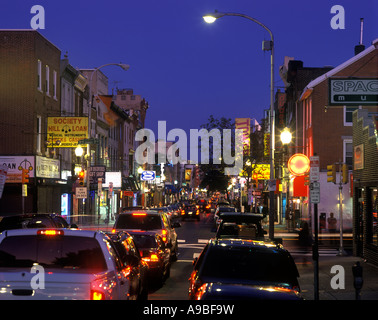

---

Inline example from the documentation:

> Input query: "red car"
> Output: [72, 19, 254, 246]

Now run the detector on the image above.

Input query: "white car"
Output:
[0, 228, 131, 300]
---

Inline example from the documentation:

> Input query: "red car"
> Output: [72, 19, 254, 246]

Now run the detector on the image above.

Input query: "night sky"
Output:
[1, 0, 377, 138]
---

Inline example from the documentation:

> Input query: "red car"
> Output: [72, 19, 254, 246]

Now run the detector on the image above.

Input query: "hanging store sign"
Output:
[287, 153, 310, 176]
[35, 156, 60, 179]
[0, 156, 34, 183]
[47, 117, 88, 148]
[251, 164, 270, 180]
[329, 78, 378, 106]
[235, 118, 251, 156]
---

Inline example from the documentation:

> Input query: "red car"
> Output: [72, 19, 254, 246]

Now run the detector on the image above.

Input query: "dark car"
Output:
[0, 213, 77, 233]
[197, 199, 210, 213]
[180, 201, 200, 221]
[188, 239, 300, 300]
[128, 230, 171, 286]
[113, 210, 180, 261]
[215, 212, 266, 240]
[106, 231, 149, 300]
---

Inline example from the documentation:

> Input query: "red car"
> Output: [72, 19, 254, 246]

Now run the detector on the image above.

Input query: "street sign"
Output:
[76, 187, 87, 199]
[141, 171, 156, 181]
[310, 182, 320, 203]
[310, 156, 320, 182]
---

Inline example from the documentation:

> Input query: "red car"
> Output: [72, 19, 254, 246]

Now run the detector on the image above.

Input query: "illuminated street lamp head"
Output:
[202, 11, 225, 23]
[75, 145, 84, 157]
[280, 128, 292, 145]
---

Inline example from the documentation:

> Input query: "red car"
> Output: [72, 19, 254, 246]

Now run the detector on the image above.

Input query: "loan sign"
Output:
[47, 117, 88, 148]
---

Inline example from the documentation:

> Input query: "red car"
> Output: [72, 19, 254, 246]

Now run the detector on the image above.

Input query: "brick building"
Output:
[0, 30, 62, 214]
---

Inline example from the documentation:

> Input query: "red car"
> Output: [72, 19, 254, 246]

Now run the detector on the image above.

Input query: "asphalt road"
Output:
[148, 212, 354, 300]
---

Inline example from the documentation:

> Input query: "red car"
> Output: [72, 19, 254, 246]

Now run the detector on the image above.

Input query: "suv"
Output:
[0, 213, 77, 233]
[215, 212, 266, 240]
[0, 228, 133, 300]
[189, 239, 300, 300]
[113, 210, 180, 261]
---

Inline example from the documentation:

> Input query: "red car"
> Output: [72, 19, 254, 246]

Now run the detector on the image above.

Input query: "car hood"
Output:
[200, 282, 301, 300]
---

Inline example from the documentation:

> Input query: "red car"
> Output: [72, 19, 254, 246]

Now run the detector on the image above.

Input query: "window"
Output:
[343, 139, 353, 168]
[344, 107, 359, 126]
[53, 70, 57, 99]
[36, 116, 42, 153]
[45, 65, 50, 95]
[37, 60, 42, 90]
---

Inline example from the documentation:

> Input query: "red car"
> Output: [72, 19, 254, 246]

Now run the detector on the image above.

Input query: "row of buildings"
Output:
[272, 38, 377, 264]
[0, 30, 199, 225]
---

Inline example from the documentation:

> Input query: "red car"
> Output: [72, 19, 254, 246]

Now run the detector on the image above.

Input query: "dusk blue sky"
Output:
[1, 0, 377, 137]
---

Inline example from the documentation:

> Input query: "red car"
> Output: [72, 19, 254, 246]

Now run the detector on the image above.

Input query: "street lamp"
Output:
[280, 128, 292, 145]
[203, 11, 276, 239]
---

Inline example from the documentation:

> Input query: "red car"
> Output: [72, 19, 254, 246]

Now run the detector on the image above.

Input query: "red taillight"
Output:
[90, 290, 105, 300]
[181, 210, 185, 215]
[142, 253, 159, 263]
[132, 212, 147, 216]
[37, 229, 64, 236]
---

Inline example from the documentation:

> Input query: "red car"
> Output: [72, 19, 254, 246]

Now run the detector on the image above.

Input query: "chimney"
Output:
[354, 18, 365, 55]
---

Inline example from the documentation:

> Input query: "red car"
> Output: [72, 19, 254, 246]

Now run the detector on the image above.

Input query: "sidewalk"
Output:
[273, 223, 378, 300]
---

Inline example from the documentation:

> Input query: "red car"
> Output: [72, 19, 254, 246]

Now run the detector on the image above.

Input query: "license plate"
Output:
[188, 212, 192, 215]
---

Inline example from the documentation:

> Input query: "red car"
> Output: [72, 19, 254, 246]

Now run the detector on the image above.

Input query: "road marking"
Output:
[193, 252, 201, 259]
[198, 239, 209, 244]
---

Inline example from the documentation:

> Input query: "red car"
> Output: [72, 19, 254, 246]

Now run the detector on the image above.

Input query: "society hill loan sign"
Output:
[47, 117, 88, 148]
[329, 78, 378, 106]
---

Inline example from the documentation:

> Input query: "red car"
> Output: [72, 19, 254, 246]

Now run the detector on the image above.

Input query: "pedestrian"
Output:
[327, 212, 337, 233]
[298, 221, 312, 264]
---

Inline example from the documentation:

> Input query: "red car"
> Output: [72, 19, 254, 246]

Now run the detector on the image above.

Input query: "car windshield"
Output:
[115, 214, 162, 230]
[132, 234, 157, 249]
[0, 235, 107, 272]
[200, 245, 298, 287]
[217, 223, 259, 239]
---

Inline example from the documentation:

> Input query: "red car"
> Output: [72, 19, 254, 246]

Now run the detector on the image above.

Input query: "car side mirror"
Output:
[192, 257, 198, 266]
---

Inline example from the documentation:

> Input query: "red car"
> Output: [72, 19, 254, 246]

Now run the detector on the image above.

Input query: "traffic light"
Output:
[78, 170, 85, 186]
[342, 163, 349, 184]
[22, 169, 29, 184]
[304, 171, 310, 186]
[327, 164, 336, 184]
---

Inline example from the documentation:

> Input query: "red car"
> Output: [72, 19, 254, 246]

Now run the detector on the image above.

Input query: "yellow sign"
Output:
[47, 117, 88, 148]
[252, 164, 270, 180]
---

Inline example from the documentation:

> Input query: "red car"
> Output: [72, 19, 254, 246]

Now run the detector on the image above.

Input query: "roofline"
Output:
[0, 29, 61, 53]
[299, 38, 378, 101]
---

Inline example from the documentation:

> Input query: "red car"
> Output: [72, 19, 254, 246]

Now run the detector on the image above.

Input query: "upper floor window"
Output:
[45, 65, 50, 95]
[344, 106, 359, 126]
[37, 60, 42, 91]
[53, 70, 57, 99]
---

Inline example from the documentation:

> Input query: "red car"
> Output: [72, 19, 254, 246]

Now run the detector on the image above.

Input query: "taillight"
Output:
[132, 212, 147, 216]
[91, 290, 105, 300]
[181, 210, 185, 215]
[37, 229, 64, 236]
[142, 253, 159, 263]
[111, 229, 116, 233]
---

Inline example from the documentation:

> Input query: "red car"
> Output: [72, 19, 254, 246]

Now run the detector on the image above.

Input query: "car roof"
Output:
[209, 238, 284, 252]
[0, 228, 99, 238]
[218, 212, 264, 223]
[119, 210, 161, 215]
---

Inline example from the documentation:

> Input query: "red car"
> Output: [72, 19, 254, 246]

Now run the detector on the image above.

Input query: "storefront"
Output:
[353, 109, 378, 266]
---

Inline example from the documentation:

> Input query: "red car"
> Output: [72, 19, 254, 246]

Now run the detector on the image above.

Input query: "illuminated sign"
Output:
[251, 164, 270, 180]
[235, 118, 250, 156]
[287, 153, 310, 176]
[47, 117, 88, 148]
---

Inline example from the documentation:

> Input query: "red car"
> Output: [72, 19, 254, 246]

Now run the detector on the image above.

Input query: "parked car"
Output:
[188, 239, 301, 300]
[213, 206, 237, 230]
[105, 231, 149, 300]
[112, 210, 180, 261]
[0, 228, 133, 300]
[128, 230, 171, 286]
[0, 213, 78, 233]
[180, 201, 200, 221]
[215, 212, 266, 240]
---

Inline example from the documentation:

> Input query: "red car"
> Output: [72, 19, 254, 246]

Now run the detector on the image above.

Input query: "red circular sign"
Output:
[287, 153, 310, 176]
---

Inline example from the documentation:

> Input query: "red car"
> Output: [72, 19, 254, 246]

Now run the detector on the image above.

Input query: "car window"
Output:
[53, 216, 69, 228]
[200, 246, 298, 287]
[0, 235, 107, 272]
[115, 214, 163, 230]
[126, 237, 140, 258]
[106, 239, 123, 270]
[0, 216, 55, 232]
[132, 234, 157, 249]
